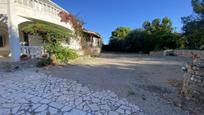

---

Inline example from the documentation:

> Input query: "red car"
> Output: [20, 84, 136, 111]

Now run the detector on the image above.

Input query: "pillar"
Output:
[7, 0, 21, 61]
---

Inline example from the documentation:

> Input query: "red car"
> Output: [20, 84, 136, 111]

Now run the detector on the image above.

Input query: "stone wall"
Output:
[150, 50, 204, 58]
[174, 50, 204, 59]
[149, 51, 163, 56]
[182, 59, 204, 101]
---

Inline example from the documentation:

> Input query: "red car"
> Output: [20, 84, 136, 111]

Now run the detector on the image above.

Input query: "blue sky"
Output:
[53, 0, 193, 44]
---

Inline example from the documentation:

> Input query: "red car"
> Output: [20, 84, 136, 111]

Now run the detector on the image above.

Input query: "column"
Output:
[8, 23, 21, 61]
[7, 0, 21, 61]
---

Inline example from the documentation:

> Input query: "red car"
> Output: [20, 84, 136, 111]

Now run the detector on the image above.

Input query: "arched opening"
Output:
[19, 21, 45, 47]
[18, 19, 73, 58]
[18, 21, 47, 58]
[0, 22, 9, 57]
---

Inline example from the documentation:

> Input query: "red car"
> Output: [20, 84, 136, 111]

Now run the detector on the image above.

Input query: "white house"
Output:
[0, 0, 102, 61]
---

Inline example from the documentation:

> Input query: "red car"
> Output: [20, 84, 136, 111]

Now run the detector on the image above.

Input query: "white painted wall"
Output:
[61, 38, 82, 50]
[0, 0, 82, 60]
[15, 0, 73, 30]
[0, 0, 8, 14]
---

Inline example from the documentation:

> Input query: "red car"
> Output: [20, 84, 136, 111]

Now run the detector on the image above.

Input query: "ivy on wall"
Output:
[20, 20, 78, 63]
[58, 11, 84, 36]
[20, 20, 73, 42]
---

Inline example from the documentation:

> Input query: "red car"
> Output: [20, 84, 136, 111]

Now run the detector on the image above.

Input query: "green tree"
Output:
[161, 17, 173, 33]
[192, 0, 204, 16]
[143, 21, 151, 33]
[110, 27, 132, 40]
[123, 29, 152, 53]
[107, 17, 182, 52]
[109, 27, 132, 50]
[182, 0, 204, 49]
[143, 21, 151, 29]
[151, 18, 161, 32]
[182, 16, 204, 49]
[142, 17, 180, 50]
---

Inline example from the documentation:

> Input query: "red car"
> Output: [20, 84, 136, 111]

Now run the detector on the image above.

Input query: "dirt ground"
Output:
[40, 53, 204, 115]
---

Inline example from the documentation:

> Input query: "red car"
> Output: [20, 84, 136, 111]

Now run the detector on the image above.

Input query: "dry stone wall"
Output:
[182, 59, 204, 101]
[149, 50, 204, 59]
[174, 50, 204, 59]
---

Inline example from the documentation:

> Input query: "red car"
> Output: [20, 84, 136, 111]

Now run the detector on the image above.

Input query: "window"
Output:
[0, 35, 3, 47]
[97, 39, 100, 47]
[86, 37, 91, 42]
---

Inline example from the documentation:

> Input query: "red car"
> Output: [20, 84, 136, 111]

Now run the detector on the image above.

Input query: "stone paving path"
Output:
[0, 70, 144, 115]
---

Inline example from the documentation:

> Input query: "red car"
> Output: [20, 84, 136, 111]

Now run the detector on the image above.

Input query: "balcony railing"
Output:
[0, 0, 8, 14]
[21, 46, 46, 58]
[15, 0, 64, 17]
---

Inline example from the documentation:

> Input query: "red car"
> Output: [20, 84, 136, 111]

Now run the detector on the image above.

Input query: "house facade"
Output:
[82, 29, 103, 56]
[0, 0, 102, 61]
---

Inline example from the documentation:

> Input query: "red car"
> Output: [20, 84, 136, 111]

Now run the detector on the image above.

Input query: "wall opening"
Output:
[0, 35, 3, 47]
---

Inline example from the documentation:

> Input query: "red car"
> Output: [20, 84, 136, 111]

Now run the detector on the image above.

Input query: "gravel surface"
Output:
[43, 53, 204, 115]
[1, 53, 203, 115]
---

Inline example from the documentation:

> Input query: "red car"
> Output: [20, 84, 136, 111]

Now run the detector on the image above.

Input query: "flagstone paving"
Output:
[0, 69, 144, 115]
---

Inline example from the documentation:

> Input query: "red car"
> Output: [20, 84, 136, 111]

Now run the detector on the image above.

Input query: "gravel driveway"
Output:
[1, 53, 203, 115]
[43, 53, 204, 115]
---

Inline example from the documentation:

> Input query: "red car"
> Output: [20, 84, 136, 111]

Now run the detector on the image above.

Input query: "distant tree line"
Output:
[103, 0, 204, 53]
[103, 17, 183, 53]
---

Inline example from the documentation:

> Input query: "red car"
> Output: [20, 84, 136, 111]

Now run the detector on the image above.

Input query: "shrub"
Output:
[44, 43, 78, 63]
[55, 48, 78, 63]
[20, 54, 28, 58]
[20, 54, 31, 61]
[36, 58, 52, 67]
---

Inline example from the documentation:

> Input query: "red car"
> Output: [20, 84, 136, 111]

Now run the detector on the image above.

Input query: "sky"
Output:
[53, 0, 193, 44]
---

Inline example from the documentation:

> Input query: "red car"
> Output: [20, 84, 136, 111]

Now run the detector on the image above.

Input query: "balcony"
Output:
[15, 0, 63, 17]
[0, 0, 8, 14]
[14, 0, 73, 30]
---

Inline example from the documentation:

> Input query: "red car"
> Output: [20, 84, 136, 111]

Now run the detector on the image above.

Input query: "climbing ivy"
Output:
[58, 11, 84, 36]
[20, 20, 78, 63]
